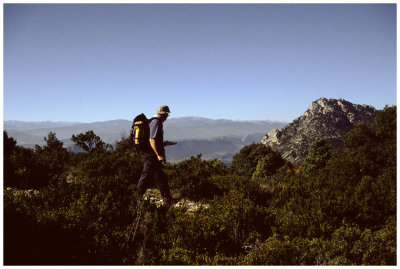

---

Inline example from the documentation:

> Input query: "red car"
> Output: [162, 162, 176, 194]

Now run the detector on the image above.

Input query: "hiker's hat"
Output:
[157, 105, 171, 115]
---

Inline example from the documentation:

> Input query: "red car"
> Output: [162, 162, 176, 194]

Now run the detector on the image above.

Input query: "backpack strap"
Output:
[148, 117, 160, 124]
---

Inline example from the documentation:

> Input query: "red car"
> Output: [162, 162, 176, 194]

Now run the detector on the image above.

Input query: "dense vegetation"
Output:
[4, 106, 396, 265]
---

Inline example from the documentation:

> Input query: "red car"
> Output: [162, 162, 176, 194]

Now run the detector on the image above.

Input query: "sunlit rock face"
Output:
[261, 98, 376, 164]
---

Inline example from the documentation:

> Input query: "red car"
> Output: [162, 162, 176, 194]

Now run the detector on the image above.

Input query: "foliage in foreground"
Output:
[3, 106, 396, 265]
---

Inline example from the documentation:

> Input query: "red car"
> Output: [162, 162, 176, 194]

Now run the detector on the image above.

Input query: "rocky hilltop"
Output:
[261, 98, 376, 164]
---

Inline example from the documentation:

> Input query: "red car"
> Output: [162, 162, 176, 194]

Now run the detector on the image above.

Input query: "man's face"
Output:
[160, 113, 169, 122]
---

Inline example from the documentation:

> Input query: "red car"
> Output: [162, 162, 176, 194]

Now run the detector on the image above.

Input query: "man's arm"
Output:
[149, 138, 165, 162]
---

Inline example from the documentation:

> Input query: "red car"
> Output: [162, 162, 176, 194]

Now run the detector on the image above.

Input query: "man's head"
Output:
[157, 105, 170, 122]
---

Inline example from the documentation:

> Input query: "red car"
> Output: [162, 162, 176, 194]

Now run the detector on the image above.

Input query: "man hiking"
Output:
[137, 105, 176, 207]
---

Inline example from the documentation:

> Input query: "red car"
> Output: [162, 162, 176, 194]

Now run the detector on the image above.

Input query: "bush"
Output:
[232, 143, 282, 177]
[252, 150, 285, 180]
[166, 155, 228, 201]
[3, 106, 396, 265]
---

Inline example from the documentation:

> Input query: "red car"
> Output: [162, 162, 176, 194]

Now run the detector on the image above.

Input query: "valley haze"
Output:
[4, 117, 287, 164]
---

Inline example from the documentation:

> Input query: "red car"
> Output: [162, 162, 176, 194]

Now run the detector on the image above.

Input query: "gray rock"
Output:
[261, 98, 376, 164]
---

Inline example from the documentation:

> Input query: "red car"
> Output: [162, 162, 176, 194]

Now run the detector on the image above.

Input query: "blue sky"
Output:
[4, 4, 397, 123]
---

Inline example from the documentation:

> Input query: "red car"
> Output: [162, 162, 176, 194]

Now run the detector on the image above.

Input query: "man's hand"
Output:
[164, 141, 177, 146]
[157, 155, 166, 163]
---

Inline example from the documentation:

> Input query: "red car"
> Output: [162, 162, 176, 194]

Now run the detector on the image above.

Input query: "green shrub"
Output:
[3, 106, 396, 265]
[232, 143, 283, 177]
[166, 155, 228, 201]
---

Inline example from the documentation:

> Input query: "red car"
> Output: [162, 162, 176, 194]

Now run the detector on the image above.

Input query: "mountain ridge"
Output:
[3, 120, 85, 131]
[4, 117, 284, 130]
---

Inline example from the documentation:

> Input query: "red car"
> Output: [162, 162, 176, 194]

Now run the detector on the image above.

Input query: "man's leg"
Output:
[137, 154, 153, 197]
[152, 161, 172, 202]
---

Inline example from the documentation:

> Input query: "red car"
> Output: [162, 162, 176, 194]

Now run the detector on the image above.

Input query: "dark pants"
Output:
[137, 152, 172, 201]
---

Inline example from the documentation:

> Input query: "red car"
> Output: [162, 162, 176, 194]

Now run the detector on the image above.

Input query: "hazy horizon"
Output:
[4, 116, 288, 125]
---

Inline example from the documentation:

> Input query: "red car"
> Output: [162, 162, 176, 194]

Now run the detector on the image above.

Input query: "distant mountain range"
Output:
[4, 121, 83, 131]
[4, 117, 287, 164]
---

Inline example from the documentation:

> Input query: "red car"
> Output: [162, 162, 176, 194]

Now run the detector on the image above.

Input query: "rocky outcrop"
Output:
[143, 190, 209, 212]
[261, 98, 376, 164]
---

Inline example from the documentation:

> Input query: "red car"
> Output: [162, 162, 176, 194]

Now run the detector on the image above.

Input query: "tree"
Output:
[44, 131, 64, 149]
[232, 143, 283, 177]
[375, 105, 396, 142]
[4, 131, 17, 157]
[71, 130, 107, 152]
[302, 138, 333, 175]
[4, 131, 19, 187]
[344, 106, 396, 178]
[115, 135, 135, 153]
[252, 150, 285, 180]
[35, 132, 69, 181]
